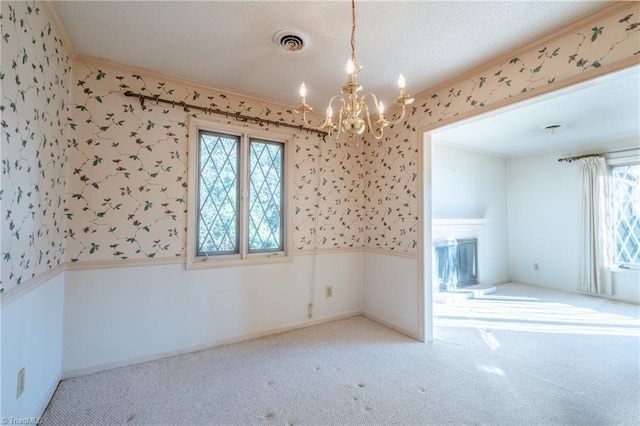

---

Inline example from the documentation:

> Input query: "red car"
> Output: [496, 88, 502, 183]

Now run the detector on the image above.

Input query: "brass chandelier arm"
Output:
[297, 94, 345, 134]
[360, 91, 408, 139]
[294, 0, 412, 142]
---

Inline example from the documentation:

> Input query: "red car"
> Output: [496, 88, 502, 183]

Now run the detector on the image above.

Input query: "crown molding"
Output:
[73, 55, 317, 115]
[40, 0, 77, 59]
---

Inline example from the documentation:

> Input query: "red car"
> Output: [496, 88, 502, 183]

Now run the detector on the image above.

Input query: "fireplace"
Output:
[433, 238, 478, 292]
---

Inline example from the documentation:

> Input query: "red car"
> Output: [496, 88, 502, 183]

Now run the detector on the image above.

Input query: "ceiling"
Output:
[433, 65, 640, 157]
[52, 1, 637, 157]
[53, 0, 611, 109]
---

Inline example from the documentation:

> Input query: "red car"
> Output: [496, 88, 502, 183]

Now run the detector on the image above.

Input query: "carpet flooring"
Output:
[42, 283, 639, 425]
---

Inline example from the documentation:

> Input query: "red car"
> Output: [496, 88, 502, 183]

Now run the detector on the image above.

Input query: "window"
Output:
[609, 162, 640, 267]
[187, 119, 289, 268]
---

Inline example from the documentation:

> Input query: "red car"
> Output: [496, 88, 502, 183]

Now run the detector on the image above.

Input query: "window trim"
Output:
[187, 118, 292, 269]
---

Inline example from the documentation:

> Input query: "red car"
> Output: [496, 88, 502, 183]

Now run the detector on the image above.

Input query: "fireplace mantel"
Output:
[432, 219, 486, 239]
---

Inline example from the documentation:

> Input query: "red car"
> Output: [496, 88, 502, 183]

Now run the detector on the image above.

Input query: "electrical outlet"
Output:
[17, 367, 25, 398]
[325, 286, 333, 298]
[533, 263, 539, 271]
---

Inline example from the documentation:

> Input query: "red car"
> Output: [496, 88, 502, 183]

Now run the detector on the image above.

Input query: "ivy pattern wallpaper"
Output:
[67, 62, 364, 262]
[1, 1, 71, 293]
[363, 4, 640, 253]
[1, 1, 638, 293]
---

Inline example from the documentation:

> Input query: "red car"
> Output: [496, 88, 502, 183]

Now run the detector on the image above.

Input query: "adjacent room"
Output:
[1, 1, 638, 424]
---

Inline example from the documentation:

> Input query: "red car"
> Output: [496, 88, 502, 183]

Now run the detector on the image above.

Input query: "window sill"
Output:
[186, 252, 292, 270]
[611, 266, 640, 275]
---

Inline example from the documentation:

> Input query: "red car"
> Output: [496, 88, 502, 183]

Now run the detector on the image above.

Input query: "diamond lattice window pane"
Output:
[611, 164, 640, 264]
[197, 132, 239, 255]
[248, 140, 283, 251]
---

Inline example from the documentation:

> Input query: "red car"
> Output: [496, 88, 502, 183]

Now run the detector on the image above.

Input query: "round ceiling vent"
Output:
[274, 30, 307, 52]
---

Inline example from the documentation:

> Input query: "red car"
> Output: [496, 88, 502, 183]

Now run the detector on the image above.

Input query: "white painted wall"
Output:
[431, 142, 510, 285]
[508, 151, 580, 291]
[62, 252, 362, 375]
[362, 252, 419, 338]
[1, 273, 64, 420]
[508, 145, 639, 303]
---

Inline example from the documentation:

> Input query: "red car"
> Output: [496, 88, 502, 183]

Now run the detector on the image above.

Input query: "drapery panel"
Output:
[578, 156, 612, 295]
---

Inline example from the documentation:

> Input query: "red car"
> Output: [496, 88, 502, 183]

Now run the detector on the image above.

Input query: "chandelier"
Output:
[296, 0, 413, 140]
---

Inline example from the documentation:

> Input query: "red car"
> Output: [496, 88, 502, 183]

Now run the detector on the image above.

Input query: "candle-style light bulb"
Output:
[397, 74, 406, 89]
[327, 106, 333, 118]
[346, 58, 355, 75]
[299, 82, 307, 102]
[378, 102, 385, 116]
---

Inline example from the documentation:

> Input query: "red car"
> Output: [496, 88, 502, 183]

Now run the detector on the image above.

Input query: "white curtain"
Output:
[578, 156, 612, 294]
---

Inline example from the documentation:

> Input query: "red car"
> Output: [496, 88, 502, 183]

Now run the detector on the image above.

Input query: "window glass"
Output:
[610, 164, 640, 265]
[248, 140, 284, 252]
[197, 131, 239, 255]
[191, 126, 287, 264]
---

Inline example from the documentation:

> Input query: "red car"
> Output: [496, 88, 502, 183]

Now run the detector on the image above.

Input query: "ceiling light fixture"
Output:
[544, 124, 562, 134]
[295, 0, 413, 140]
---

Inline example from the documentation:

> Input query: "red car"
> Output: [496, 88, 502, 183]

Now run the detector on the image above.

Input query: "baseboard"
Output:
[62, 310, 363, 379]
[363, 311, 420, 341]
[35, 371, 61, 418]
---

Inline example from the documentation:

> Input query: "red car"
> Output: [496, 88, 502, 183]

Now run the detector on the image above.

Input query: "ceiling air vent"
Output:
[274, 30, 307, 52]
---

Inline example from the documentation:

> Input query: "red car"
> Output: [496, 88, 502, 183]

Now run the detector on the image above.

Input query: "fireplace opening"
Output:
[433, 238, 478, 292]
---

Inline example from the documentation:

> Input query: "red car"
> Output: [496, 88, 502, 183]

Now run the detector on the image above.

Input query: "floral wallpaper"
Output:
[1, 1, 71, 293]
[364, 4, 640, 254]
[66, 62, 364, 262]
[2, 1, 637, 287]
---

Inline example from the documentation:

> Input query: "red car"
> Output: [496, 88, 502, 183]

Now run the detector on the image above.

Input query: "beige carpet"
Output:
[43, 283, 639, 425]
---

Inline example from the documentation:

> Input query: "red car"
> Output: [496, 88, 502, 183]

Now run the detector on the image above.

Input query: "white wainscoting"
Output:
[62, 251, 363, 376]
[0, 272, 64, 420]
[362, 250, 420, 339]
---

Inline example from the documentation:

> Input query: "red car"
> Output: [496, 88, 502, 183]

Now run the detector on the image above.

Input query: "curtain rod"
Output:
[557, 147, 639, 163]
[123, 91, 328, 137]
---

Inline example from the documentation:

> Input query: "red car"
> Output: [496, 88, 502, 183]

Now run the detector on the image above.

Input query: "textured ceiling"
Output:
[52, 0, 611, 108]
[53, 0, 636, 157]
[433, 65, 640, 157]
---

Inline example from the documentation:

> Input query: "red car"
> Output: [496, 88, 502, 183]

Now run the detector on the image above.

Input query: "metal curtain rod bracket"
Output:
[123, 91, 327, 137]
[558, 147, 639, 163]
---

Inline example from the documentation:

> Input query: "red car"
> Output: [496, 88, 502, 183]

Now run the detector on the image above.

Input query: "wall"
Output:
[431, 143, 509, 286]
[508, 141, 639, 304]
[362, 3, 640, 333]
[66, 61, 364, 262]
[63, 252, 362, 375]
[362, 252, 419, 337]
[1, 273, 64, 419]
[0, 1, 70, 419]
[1, 1, 70, 292]
[364, 3, 640, 255]
[59, 60, 366, 373]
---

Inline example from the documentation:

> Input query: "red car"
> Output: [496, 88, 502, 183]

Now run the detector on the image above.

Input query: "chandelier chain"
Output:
[295, 0, 413, 140]
[350, 0, 357, 63]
